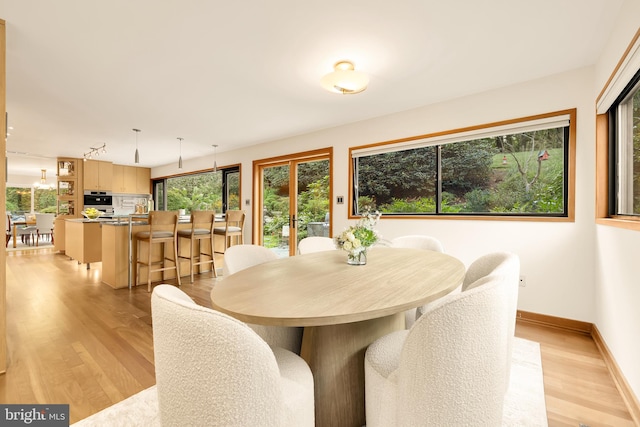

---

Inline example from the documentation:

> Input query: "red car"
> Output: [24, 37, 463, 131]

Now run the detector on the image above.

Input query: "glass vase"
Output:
[347, 248, 367, 265]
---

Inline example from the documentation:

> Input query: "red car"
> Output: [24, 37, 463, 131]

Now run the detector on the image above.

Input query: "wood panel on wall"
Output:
[1, 18, 8, 374]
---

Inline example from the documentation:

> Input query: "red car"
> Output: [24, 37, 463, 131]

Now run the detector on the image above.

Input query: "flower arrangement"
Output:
[334, 211, 381, 265]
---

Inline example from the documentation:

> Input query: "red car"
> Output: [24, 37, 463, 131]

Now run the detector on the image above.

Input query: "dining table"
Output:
[210, 246, 466, 427]
[11, 217, 36, 248]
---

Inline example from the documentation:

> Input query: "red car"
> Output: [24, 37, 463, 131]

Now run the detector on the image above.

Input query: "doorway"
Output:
[254, 148, 332, 257]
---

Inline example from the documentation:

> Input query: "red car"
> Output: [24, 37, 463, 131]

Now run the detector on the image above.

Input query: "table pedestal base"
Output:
[300, 312, 405, 427]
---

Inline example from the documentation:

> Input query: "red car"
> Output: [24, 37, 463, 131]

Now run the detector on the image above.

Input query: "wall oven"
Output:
[83, 191, 113, 213]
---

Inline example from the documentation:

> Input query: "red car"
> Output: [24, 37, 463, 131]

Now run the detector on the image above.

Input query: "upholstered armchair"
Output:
[364, 272, 512, 426]
[151, 285, 314, 426]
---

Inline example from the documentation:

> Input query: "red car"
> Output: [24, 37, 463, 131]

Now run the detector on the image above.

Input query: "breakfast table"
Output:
[11, 216, 36, 248]
[210, 246, 466, 427]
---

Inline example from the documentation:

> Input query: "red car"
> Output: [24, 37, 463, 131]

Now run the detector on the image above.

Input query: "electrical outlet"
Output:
[519, 276, 526, 287]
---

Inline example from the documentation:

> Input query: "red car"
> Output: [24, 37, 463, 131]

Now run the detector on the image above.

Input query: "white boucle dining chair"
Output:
[151, 285, 314, 427]
[390, 234, 448, 328]
[364, 272, 512, 426]
[222, 244, 303, 354]
[222, 243, 278, 276]
[297, 236, 336, 254]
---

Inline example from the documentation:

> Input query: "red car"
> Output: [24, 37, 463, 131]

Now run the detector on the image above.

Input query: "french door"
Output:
[254, 148, 332, 257]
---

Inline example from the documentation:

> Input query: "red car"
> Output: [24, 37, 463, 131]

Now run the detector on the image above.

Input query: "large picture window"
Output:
[351, 110, 574, 219]
[152, 166, 240, 213]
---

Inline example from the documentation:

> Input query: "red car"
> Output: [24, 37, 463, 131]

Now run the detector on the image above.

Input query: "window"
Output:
[351, 110, 575, 219]
[596, 27, 640, 229]
[152, 166, 240, 213]
[609, 71, 640, 216]
[5, 186, 57, 215]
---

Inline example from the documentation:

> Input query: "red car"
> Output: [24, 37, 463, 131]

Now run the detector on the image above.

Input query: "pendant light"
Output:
[177, 137, 184, 169]
[133, 128, 141, 164]
[212, 144, 218, 172]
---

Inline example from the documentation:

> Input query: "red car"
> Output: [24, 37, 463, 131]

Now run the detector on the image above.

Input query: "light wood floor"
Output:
[0, 249, 636, 426]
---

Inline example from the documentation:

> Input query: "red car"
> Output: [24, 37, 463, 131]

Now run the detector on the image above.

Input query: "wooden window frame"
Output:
[596, 27, 640, 231]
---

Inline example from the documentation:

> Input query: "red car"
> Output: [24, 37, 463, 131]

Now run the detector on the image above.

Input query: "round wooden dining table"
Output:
[210, 246, 465, 427]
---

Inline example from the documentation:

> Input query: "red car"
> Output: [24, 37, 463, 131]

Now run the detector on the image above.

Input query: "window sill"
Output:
[596, 217, 640, 231]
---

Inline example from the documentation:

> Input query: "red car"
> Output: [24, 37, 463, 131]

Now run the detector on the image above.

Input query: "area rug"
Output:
[72, 337, 547, 426]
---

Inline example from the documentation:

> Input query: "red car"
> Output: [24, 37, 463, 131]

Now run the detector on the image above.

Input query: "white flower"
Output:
[345, 231, 355, 242]
[343, 241, 353, 251]
[352, 239, 361, 248]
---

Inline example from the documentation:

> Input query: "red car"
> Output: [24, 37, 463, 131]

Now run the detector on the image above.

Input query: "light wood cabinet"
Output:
[65, 220, 102, 266]
[84, 160, 113, 191]
[112, 165, 150, 194]
[53, 218, 66, 252]
[136, 167, 151, 194]
[56, 157, 82, 222]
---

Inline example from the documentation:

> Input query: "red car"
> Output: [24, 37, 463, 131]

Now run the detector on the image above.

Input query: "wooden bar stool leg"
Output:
[174, 238, 182, 287]
[190, 238, 195, 284]
[147, 240, 153, 293]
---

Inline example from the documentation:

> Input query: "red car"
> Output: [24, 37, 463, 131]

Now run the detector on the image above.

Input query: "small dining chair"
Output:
[222, 244, 303, 354]
[5, 214, 12, 248]
[177, 210, 218, 283]
[214, 209, 245, 254]
[135, 210, 181, 292]
[35, 213, 55, 246]
[390, 234, 447, 328]
[151, 284, 315, 427]
[297, 236, 336, 254]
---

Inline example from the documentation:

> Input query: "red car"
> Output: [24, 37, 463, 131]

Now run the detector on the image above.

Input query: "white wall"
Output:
[153, 0, 640, 400]
[156, 65, 597, 323]
[593, 0, 640, 404]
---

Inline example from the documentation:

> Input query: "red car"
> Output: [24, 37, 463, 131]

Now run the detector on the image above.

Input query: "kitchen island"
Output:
[101, 215, 224, 289]
[65, 218, 105, 268]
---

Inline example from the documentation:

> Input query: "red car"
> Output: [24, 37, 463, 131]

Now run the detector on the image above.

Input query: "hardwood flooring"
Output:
[0, 249, 636, 425]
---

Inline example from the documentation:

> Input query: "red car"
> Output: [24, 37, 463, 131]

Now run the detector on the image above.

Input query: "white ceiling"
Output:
[0, 0, 624, 178]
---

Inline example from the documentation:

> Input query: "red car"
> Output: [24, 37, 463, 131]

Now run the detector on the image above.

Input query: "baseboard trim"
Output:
[517, 310, 640, 425]
[516, 310, 592, 334]
[591, 325, 640, 426]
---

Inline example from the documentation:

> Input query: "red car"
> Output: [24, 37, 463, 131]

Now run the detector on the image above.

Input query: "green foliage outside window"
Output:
[5, 187, 57, 215]
[355, 126, 567, 216]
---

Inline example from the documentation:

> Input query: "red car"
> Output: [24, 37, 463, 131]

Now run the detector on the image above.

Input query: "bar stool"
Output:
[177, 210, 218, 283]
[136, 210, 181, 292]
[214, 209, 245, 254]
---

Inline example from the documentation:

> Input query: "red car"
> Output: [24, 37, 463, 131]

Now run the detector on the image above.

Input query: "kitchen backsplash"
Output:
[112, 194, 149, 215]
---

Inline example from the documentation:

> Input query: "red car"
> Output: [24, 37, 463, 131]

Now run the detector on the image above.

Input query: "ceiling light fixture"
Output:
[83, 143, 107, 161]
[212, 144, 218, 172]
[320, 60, 369, 94]
[177, 137, 184, 169]
[133, 128, 141, 164]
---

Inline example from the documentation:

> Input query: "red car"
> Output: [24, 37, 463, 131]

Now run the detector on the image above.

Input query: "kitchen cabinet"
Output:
[112, 165, 150, 194]
[84, 160, 113, 191]
[65, 219, 102, 267]
[136, 167, 151, 194]
[56, 157, 82, 221]
[53, 218, 66, 252]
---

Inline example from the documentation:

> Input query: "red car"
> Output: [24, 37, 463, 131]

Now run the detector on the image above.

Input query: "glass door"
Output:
[257, 149, 332, 257]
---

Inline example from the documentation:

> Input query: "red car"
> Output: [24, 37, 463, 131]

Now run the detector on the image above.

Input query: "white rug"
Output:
[72, 337, 547, 426]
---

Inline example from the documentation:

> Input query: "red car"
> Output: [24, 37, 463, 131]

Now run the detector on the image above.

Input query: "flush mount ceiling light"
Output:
[320, 60, 369, 94]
